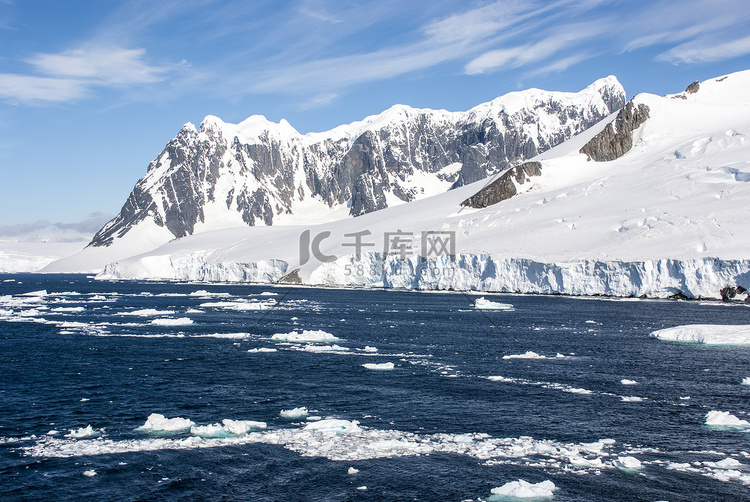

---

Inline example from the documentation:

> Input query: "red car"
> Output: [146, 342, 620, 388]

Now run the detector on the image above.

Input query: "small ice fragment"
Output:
[713, 458, 742, 469]
[80, 398, 90, 402]
[280, 407, 309, 420]
[742, 377, 750, 385]
[613, 456, 642, 470]
[150, 317, 193, 326]
[362, 362, 394, 371]
[679, 396, 691, 400]
[705, 410, 750, 427]
[348, 467, 359, 475]
[503, 351, 545, 360]
[569, 456, 603, 468]
[271, 330, 338, 342]
[247, 348, 277, 353]
[356, 486, 367, 491]
[491, 479, 556, 499]
[83, 470, 96, 477]
[303, 419, 360, 433]
[474, 297, 513, 310]
[621, 396, 644, 402]
[66, 425, 98, 438]
[363, 346, 378, 353]
[137, 413, 195, 433]
[620, 379, 638, 385]
[47, 430, 59, 436]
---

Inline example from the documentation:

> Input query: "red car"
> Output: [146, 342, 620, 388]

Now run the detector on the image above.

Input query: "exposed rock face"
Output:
[579, 100, 650, 162]
[90, 77, 626, 247]
[685, 81, 700, 94]
[460, 161, 542, 209]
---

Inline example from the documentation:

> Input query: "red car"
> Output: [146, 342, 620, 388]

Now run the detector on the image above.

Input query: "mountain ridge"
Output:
[88, 76, 625, 249]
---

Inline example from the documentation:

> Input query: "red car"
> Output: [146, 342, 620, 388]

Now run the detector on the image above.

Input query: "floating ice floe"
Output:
[122, 309, 176, 316]
[51, 306, 85, 313]
[83, 470, 96, 477]
[137, 413, 195, 433]
[621, 396, 644, 402]
[303, 419, 361, 433]
[271, 330, 339, 342]
[650, 324, 750, 345]
[150, 317, 193, 326]
[708, 457, 743, 469]
[362, 362, 395, 371]
[474, 297, 514, 310]
[502, 351, 567, 360]
[65, 425, 100, 439]
[280, 407, 309, 420]
[613, 456, 642, 470]
[247, 347, 277, 353]
[620, 379, 638, 385]
[299, 344, 349, 353]
[190, 419, 266, 438]
[199, 301, 274, 311]
[348, 467, 359, 475]
[705, 410, 750, 428]
[490, 479, 556, 499]
[742, 377, 750, 385]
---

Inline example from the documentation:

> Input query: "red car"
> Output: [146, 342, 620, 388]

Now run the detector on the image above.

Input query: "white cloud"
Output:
[657, 35, 750, 64]
[464, 22, 606, 75]
[27, 47, 166, 85]
[0, 74, 88, 102]
[0, 46, 171, 104]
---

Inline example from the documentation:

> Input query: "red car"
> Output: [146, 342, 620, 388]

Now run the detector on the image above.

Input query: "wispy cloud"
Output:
[657, 35, 750, 64]
[0, 46, 172, 104]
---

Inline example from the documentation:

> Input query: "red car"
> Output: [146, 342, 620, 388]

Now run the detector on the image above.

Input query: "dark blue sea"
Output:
[2, 274, 750, 501]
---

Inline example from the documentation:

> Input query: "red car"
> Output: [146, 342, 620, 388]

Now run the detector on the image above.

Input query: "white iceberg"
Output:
[190, 419, 266, 438]
[303, 419, 360, 433]
[613, 456, 642, 470]
[490, 479, 556, 499]
[137, 413, 195, 433]
[620, 379, 638, 385]
[362, 362, 395, 371]
[122, 309, 176, 316]
[271, 330, 339, 342]
[503, 351, 546, 360]
[280, 407, 309, 420]
[247, 347, 277, 353]
[150, 317, 193, 326]
[83, 469, 96, 477]
[348, 467, 359, 475]
[705, 410, 750, 428]
[475, 297, 514, 310]
[65, 425, 99, 438]
[650, 324, 750, 345]
[742, 377, 750, 386]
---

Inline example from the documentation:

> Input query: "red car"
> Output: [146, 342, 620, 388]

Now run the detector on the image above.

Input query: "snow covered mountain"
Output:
[81, 69, 750, 300]
[87, 77, 624, 249]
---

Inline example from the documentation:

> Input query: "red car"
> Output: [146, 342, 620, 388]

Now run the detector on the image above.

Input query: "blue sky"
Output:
[1, 0, 750, 231]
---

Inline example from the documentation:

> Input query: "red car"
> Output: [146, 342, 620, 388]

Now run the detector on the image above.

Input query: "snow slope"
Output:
[58, 70, 750, 298]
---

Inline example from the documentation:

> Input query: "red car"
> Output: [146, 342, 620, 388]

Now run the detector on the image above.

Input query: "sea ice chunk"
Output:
[348, 467, 359, 475]
[650, 324, 750, 345]
[475, 297, 514, 310]
[362, 362, 395, 371]
[490, 479, 556, 499]
[150, 317, 193, 326]
[705, 410, 750, 428]
[742, 377, 750, 385]
[271, 330, 339, 342]
[137, 413, 195, 432]
[280, 407, 309, 420]
[620, 379, 638, 385]
[83, 470, 96, 477]
[303, 419, 360, 433]
[65, 425, 99, 438]
[613, 456, 642, 470]
[503, 351, 545, 360]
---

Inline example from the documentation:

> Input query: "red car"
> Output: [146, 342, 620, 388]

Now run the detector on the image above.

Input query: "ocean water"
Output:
[2, 274, 750, 501]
